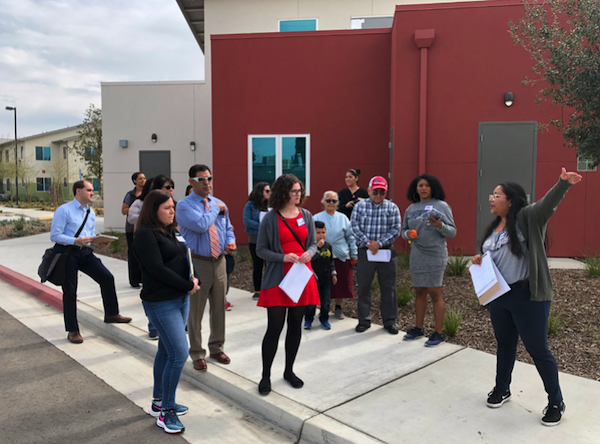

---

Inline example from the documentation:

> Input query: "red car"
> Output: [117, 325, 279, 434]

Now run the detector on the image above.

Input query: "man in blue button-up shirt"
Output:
[50, 180, 132, 344]
[176, 164, 236, 371]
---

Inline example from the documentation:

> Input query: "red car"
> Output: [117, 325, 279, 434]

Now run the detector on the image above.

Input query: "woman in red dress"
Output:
[255, 174, 319, 395]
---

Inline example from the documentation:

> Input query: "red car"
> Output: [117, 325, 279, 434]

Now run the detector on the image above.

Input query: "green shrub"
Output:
[584, 255, 600, 277]
[396, 285, 414, 307]
[13, 217, 25, 231]
[443, 303, 463, 338]
[446, 249, 470, 277]
[547, 311, 564, 336]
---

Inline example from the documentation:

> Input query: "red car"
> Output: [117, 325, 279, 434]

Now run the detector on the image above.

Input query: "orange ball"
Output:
[409, 230, 417, 238]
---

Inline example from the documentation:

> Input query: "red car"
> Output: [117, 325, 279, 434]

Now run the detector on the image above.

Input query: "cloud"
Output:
[0, 0, 204, 138]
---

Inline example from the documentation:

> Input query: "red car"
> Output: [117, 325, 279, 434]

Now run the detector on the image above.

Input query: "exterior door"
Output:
[139, 150, 171, 180]
[476, 122, 537, 246]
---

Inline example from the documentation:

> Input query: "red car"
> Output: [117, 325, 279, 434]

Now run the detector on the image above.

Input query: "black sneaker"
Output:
[486, 387, 511, 408]
[541, 402, 566, 426]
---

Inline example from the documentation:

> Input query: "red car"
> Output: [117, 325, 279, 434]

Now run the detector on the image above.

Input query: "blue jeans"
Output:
[142, 295, 189, 409]
[489, 287, 562, 405]
[305, 278, 331, 323]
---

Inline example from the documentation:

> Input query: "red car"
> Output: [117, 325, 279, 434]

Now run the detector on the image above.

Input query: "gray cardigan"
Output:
[256, 208, 318, 290]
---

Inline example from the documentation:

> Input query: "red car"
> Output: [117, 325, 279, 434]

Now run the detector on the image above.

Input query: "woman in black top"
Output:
[337, 168, 369, 219]
[133, 190, 200, 434]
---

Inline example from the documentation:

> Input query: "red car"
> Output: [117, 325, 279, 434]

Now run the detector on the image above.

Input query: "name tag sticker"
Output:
[297, 218, 305, 227]
[424, 205, 434, 211]
[176, 234, 186, 243]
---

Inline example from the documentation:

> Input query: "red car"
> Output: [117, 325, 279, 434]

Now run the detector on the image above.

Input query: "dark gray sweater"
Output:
[256, 208, 318, 290]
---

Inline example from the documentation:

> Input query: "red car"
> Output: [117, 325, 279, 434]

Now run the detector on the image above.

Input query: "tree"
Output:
[510, 0, 600, 167]
[72, 104, 103, 196]
[47, 156, 69, 205]
[5, 155, 38, 203]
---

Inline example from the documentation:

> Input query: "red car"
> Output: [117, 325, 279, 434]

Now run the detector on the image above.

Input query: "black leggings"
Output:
[249, 243, 264, 292]
[261, 306, 305, 379]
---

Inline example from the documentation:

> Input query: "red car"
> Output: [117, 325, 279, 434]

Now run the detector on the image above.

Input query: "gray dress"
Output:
[401, 199, 457, 287]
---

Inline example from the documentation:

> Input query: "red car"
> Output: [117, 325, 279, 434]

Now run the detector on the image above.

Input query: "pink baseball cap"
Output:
[369, 176, 388, 191]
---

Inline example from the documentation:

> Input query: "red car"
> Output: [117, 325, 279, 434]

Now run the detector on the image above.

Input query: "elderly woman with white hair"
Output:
[314, 190, 358, 319]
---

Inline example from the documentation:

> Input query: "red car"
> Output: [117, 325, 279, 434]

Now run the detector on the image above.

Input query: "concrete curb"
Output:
[0, 266, 378, 444]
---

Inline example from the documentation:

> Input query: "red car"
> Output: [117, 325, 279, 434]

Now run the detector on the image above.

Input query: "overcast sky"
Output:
[0, 0, 204, 140]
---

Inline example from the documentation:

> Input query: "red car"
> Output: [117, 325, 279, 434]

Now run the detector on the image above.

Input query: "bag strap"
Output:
[277, 211, 305, 251]
[74, 209, 91, 238]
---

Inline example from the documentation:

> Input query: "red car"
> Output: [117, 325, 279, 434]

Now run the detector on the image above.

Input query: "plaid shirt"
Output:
[350, 198, 401, 248]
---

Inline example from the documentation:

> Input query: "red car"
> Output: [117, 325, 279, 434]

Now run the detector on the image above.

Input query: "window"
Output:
[35, 146, 51, 161]
[63, 146, 68, 159]
[91, 178, 99, 191]
[36, 177, 52, 192]
[248, 135, 310, 194]
[84, 147, 96, 162]
[350, 16, 393, 29]
[21, 178, 25, 187]
[63, 178, 67, 188]
[6, 179, 10, 191]
[20, 146, 24, 159]
[279, 19, 317, 32]
[4, 150, 8, 162]
[577, 155, 597, 172]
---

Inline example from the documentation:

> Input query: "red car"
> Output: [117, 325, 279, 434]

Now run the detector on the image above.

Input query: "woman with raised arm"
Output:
[471, 168, 581, 427]
[256, 174, 319, 395]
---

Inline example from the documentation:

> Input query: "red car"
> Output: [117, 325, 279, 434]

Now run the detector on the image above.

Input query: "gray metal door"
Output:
[139, 151, 171, 180]
[476, 122, 537, 247]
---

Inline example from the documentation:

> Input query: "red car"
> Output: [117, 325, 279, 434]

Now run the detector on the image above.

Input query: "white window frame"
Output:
[278, 18, 318, 32]
[248, 134, 311, 195]
[577, 154, 597, 172]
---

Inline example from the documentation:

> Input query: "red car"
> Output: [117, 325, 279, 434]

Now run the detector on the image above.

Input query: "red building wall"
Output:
[211, 2, 598, 256]
[212, 30, 392, 244]
[390, 1, 592, 256]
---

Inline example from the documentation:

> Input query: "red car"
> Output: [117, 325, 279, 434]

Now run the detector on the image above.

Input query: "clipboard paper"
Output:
[278, 263, 313, 303]
[469, 254, 510, 305]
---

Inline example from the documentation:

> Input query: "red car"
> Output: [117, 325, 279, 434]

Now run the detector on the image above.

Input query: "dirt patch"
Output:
[0, 219, 53, 240]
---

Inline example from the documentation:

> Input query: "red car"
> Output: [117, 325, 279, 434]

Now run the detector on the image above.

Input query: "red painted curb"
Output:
[0, 264, 63, 311]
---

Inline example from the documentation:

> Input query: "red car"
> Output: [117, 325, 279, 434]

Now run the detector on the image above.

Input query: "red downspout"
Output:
[414, 29, 435, 175]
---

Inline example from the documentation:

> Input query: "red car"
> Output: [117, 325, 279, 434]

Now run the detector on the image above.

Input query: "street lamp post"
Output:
[5, 106, 18, 206]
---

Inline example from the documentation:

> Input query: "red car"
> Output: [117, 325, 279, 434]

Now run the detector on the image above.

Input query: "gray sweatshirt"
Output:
[401, 199, 457, 256]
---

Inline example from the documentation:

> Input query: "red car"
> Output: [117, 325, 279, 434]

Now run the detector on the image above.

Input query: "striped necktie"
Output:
[205, 198, 220, 258]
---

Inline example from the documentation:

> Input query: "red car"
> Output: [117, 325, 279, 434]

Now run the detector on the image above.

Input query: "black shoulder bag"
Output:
[38, 209, 90, 285]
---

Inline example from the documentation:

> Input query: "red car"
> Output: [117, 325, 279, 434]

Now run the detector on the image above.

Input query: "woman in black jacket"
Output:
[133, 190, 200, 434]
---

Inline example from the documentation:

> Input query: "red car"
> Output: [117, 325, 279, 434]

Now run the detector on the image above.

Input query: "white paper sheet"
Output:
[278, 262, 313, 303]
[367, 249, 391, 262]
[469, 254, 510, 305]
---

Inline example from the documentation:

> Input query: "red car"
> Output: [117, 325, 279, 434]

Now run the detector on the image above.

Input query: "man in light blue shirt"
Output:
[50, 180, 131, 344]
[176, 164, 236, 372]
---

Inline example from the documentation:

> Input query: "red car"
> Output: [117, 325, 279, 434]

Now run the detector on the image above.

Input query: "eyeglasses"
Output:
[163, 185, 173, 190]
[290, 189, 302, 195]
[489, 194, 506, 201]
[264, 189, 271, 193]
[371, 189, 386, 196]
[325, 199, 338, 204]
[191, 176, 212, 183]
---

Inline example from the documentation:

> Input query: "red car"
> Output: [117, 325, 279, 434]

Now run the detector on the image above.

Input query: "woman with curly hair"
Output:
[255, 174, 319, 395]
[472, 168, 581, 426]
[401, 174, 456, 347]
[243, 182, 270, 299]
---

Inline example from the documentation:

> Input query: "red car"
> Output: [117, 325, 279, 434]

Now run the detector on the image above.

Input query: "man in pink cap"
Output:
[350, 176, 401, 334]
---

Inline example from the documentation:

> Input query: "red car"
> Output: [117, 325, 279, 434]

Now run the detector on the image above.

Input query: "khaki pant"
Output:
[188, 256, 226, 360]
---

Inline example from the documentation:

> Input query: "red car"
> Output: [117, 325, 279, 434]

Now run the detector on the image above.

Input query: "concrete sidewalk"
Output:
[0, 204, 56, 220]
[0, 225, 597, 443]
